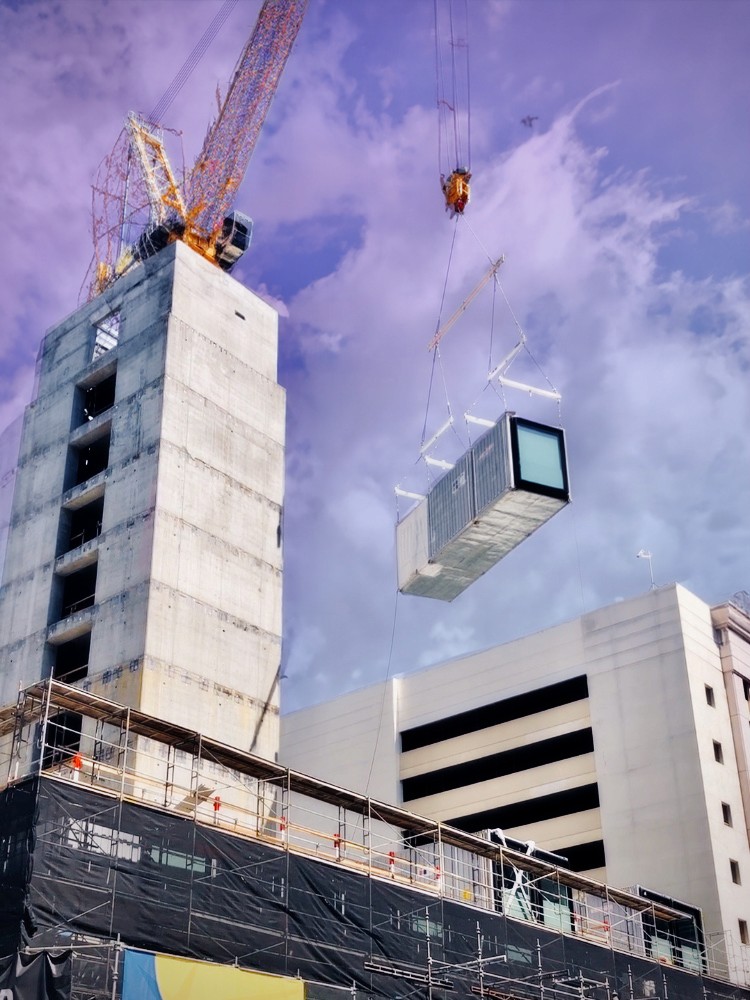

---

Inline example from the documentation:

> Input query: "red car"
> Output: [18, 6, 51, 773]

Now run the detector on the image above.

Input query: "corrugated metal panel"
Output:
[428, 451, 474, 557]
[472, 416, 511, 515]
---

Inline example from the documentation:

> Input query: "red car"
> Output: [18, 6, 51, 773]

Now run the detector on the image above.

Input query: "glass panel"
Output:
[679, 944, 703, 971]
[516, 424, 564, 489]
[650, 936, 672, 963]
[542, 897, 573, 932]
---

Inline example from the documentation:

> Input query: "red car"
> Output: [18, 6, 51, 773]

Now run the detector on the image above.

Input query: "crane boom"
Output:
[87, 0, 307, 300]
[187, 0, 307, 240]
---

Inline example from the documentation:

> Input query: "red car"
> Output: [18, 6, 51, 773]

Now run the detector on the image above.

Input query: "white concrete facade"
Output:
[281, 584, 750, 968]
[0, 242, 285, 759]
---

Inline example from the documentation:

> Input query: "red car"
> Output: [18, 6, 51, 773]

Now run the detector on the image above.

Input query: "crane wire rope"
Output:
[384, 222, 460, 796]
[434, 0, 471, 175]
[420, 222, 459, 453]
[451, 0, 471, 170]
[464, 0, 472, 172]
[462, 215, 561, 420]
[433, 0, 444, 177]
[488, 271, 498, 373]
[363, 586, 401, 797]
[448, 0, 461, 164]
[463, 276, 501, 446]
[383, 218, 467, 799]
[148, 0, 240, 126]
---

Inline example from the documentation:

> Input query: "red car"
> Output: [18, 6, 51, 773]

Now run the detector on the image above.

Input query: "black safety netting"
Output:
[1, 777, 747, 1000]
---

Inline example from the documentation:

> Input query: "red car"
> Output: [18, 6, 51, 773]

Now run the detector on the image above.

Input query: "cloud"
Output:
[278, 86, 750, 710]
[418, 619, 477, 669]
[704, 201, 750, 237]
[1, 1, 747, 721]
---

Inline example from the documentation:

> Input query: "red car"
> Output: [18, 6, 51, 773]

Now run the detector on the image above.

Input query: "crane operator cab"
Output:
[215, 211, 254, 271]
[441, 167, 471, 217]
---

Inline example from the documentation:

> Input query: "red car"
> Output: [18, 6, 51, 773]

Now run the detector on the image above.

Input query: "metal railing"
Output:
[2, 681, 748, 990]
[60, 592, 96, 618]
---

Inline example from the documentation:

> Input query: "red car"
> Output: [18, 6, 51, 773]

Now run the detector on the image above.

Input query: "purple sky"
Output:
[1, 0, 748, 713]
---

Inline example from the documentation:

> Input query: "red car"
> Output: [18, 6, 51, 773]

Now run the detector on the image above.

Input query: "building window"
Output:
[58, 562, 98, 620]
[52, 632, 91, 684]
[743, 678, 750, 703]
[59, 495, 105, 556]
[713, 741, 724, 764]
[75, 368, 117, 427]
[67, 430, 111, 490]
[740, 920, 749, 946]
[722, 802, 733, 827]
[705, 685, 715, 707]
[43, 711, 83, 768]
[730, 860, 741, 885]
[93, 311, 120, 360]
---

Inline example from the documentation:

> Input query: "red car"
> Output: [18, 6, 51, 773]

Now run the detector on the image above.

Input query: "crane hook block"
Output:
[441, 167, 471, 217]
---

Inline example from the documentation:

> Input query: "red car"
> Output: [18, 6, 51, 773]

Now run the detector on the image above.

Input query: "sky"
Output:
[0, 0, 748, 714]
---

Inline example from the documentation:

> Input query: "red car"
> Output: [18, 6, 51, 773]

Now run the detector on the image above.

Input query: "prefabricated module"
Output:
[396, 411, 570, 601]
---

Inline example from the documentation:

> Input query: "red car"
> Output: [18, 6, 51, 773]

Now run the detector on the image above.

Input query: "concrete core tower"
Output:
[0, 242, 285, 760]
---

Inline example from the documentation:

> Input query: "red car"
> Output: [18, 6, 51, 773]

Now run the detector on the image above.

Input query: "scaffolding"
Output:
[1, 681, 748, 1000]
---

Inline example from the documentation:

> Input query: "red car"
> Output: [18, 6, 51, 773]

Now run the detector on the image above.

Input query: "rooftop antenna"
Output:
[637, 549, 656, 590]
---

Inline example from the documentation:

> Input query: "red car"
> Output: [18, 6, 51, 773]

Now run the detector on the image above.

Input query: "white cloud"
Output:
[279, 86, 750, 710]
[1, 1, 747, 718]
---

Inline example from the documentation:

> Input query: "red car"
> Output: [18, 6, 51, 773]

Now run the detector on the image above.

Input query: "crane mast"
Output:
[88, 0, 307, 299]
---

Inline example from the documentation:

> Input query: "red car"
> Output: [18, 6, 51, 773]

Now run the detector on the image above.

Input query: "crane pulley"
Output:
[88, 0, 307, 300]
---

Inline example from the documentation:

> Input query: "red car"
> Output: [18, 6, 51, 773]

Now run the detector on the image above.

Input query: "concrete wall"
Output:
[280, 678, 401, 804]
[0, 243, 285, 760]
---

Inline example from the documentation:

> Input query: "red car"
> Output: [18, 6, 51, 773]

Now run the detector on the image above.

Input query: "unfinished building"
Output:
[0, 242, 285, 761]
[281, 584, 750, 988]
[1, 681, 748, 999]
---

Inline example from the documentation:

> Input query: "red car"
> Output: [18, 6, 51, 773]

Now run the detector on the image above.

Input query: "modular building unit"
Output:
[396, 413, 570, 601]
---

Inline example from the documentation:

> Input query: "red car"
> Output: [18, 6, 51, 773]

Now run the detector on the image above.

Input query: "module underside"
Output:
[397, 487, 567, 602]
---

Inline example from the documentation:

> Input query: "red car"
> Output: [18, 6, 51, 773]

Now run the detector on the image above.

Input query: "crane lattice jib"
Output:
[127, 114, 186, 226]
[187, 0, 307, 240]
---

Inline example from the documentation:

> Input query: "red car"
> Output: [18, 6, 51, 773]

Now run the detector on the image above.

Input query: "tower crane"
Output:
[88, 0, 307, 299]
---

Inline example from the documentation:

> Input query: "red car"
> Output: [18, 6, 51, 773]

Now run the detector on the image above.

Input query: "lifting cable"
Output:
[420, 222, 459, 455]
[434, 0, 471, 175]
[363, 586, 400, 797]
[148, 0, 239, 126]
[462, 216, 562, 423]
